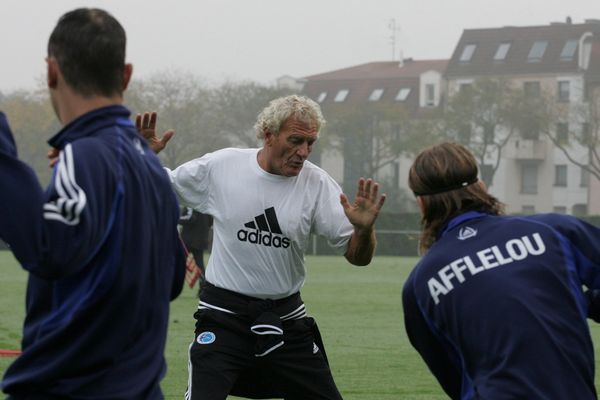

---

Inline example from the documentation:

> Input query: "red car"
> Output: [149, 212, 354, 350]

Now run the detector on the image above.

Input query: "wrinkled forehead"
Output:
[282, 117, 319, 136]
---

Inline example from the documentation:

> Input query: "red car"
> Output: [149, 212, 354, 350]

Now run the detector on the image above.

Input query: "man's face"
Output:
[264, 118, 318, 177]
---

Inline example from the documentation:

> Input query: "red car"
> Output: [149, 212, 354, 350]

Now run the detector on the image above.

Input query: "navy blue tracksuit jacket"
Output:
[403, 211, 600, 400]
[0, 106, 186, 399]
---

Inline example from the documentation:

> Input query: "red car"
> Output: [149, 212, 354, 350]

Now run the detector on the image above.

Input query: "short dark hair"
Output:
[48, 8, 126, 97]
[409, 142, 504, 253]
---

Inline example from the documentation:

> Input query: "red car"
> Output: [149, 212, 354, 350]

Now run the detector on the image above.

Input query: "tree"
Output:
[209, 81, 292, 147]
[125, 70, 229, 168]
[440, 78, 529, 186]
[539, 84, 600, 181]
[325, 103, 438, 208]
[0, 89, 59, 185]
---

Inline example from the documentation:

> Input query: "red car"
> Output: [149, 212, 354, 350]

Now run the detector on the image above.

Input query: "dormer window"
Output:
[368, 89, 384, 101]
[334, 89, 349, 102]
[494, 42, 511, 61]
[395, 88, 411, 101]
[459, 44, 476, 62]
[560, 39, 578, 61]
[528, 41, 548, 62]
[317, 92, 327, 103]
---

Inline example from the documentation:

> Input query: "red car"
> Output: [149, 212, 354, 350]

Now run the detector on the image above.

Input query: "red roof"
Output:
[304, 60, 449, 81]
[446, 21, 600, 78]
[300, 59, 448, 114]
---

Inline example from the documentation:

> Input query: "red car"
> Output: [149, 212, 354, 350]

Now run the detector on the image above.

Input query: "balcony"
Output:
[505, 139, 546, 160]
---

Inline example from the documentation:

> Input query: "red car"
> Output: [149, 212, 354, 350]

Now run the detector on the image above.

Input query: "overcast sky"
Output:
[1, 0, 599, 93]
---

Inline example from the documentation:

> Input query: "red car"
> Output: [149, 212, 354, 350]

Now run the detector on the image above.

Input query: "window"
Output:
[581, 123, 591, 143]
[520, 120, 540, 140]
[521, 205, 536, 214]
[523, 81, 541, 97]
[368, 88, 384, 102]
[395, 88, 411, 101]
[572, 204, 588, 217]
[521, 163, 538, 194]
[393, 162, 400, 189]
[317, 92, 327, 103]
[334, 89, 349, 102]
[560, 39, 578, 61]
[459, 83, 473, 93]
[581, 167, 590, 187]
[459, 44, 476, 62]
[553, 206, 567, 214]
[494, 42, 511, 61]
[554, 165, 567, 187]
[456, 124, 472, 143]
[556, 123, 569, 144]
[557, 81, 570, 102]
[528, 41, 548, 62]
[392, 123, 402, 141]
[480, 164, 494, 186]
[425, 84, 435, 106]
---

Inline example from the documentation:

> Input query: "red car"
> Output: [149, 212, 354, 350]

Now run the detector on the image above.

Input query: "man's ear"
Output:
[122, 63, 133, 91]
[264, 130, 274, 146]
[46, 57, 59, 89]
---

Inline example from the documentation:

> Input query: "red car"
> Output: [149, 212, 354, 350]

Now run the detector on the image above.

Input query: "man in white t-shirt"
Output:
[138, 95, 386, 400]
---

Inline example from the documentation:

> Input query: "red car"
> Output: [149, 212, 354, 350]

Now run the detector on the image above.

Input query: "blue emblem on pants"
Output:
[197, 331, 216, 344]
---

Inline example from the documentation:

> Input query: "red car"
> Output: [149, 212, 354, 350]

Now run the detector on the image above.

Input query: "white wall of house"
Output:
[447, 73, 592, 215]
[319, 147, 344, 185]
[419, 70, 444, 108]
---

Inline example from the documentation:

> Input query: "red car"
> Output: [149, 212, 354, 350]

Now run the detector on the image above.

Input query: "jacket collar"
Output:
[439, 211, 488, 238]
[48, 105, 132, 149]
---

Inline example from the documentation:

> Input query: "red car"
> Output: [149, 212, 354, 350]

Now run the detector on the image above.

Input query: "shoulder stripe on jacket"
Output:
[43, 144, 87, 225]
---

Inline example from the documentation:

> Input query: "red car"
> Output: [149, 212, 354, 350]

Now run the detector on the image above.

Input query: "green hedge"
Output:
[313, 213, 422, 257]
[582, 215, 600, 226]
[2, 214, 597, 257]
[312, 213, 600, 258]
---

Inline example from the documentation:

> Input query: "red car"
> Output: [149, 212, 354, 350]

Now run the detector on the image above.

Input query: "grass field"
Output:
[2, 251, 600, 399]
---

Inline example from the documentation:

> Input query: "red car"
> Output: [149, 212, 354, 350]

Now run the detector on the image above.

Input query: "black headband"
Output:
[413, 176, 479, 196]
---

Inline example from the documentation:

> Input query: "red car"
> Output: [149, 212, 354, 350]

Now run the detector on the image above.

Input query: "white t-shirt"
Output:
[167, 148, 353, 299]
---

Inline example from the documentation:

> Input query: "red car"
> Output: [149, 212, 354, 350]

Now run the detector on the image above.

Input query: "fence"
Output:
[307, 229, 421, 257]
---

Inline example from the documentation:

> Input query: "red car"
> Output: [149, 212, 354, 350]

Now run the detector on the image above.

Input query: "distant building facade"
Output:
[282, 59, 447, 210]
[280, 18, 600, 215]
[445, 18, 600, 215]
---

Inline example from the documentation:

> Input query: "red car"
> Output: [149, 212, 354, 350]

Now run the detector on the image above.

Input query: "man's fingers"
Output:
[370, 181, 379, 199]
[376, 194, 387, 210]
[149, 112, 157, 128]
[356, 177, 365, 198]
[47, 148, 60, 168]
[364, 179, 373, 197]
[135, 114, 142, 131]
[47, 148, 59, 159]
[340, 193, 350, 210]
[142, 112, 151, 129]
[161, 129, 175, 145]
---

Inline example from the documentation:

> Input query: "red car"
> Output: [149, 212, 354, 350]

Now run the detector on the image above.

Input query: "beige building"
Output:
[281, 18, 600, 215]
[445, 18, 600, 215]
[281, 59, 447, 209]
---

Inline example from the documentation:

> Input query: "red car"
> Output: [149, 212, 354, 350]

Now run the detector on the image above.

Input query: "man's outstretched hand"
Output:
[135, 111, 175, 154]
[340, 177, 386, 232]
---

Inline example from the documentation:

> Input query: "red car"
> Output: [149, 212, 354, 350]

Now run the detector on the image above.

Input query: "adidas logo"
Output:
[237, 207, 291, 248]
